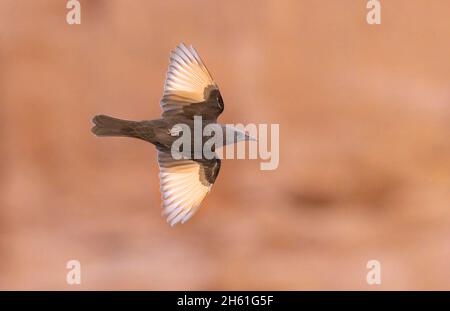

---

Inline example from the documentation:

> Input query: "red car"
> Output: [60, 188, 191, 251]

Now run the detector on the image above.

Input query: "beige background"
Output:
[0, 0, 449, 290]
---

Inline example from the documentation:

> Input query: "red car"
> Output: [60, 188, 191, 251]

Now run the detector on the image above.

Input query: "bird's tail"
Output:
[91, 115, 141, 138]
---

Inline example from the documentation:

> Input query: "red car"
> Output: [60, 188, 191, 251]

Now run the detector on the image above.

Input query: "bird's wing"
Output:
[158, 150, 221, 225]
[160, 43, 224, 120]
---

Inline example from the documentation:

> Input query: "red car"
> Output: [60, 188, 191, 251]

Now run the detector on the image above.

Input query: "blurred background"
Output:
[0, 0, 449, 290]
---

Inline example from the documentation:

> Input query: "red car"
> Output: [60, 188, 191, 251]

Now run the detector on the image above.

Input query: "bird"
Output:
[91, 43, 255, 226]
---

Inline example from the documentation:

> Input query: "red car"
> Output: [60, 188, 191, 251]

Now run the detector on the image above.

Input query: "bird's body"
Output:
[92, 43, 252, 225]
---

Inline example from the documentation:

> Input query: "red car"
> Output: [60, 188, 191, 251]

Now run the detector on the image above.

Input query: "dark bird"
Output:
[91, 43, 254, 225]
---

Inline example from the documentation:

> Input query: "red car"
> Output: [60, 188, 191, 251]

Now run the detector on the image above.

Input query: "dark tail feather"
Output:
[91, 115, 139, 138]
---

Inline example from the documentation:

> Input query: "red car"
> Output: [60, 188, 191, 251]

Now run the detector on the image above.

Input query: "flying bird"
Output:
[91, 43, 254, 226]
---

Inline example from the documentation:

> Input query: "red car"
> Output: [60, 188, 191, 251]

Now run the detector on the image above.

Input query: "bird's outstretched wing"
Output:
[158, 150, 221, 225]
[160, 43, 224, 121]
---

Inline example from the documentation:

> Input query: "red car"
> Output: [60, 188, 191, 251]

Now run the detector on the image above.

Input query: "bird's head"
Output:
[222, 125, 257, 145]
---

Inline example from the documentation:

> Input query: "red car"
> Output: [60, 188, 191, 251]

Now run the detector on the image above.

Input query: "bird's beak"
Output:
[245, 134, 257, 141]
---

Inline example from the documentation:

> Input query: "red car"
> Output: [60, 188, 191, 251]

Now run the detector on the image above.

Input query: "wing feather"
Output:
[158, 151, 221, 225]
[160, 43, 224, 120]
